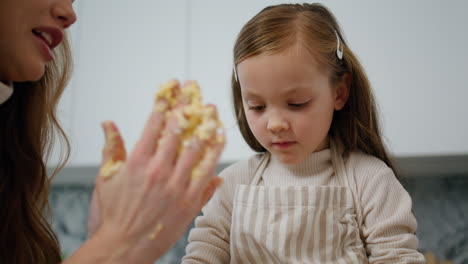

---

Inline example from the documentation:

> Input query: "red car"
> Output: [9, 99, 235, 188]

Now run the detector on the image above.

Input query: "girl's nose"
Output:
[51, 0, 77, 29]
[267, 112, 289, 132]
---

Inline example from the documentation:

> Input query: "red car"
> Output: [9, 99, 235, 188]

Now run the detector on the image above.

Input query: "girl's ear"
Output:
[334, 73, 351, 111]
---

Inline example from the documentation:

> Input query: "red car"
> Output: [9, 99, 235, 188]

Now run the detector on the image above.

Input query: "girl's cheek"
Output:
[246, 113, 259, 125]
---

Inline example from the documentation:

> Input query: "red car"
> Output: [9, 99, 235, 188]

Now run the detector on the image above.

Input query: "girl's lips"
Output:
[272, 141, 296, 149]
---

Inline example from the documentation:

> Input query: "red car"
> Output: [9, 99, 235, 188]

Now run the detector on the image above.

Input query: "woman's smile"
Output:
[32, 26, 64, 61]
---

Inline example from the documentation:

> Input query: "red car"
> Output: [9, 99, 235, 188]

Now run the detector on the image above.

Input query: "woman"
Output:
[0, 0, 224, 263]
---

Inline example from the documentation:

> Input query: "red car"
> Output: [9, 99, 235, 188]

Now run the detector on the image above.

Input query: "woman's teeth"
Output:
[33, 29, 53, 46]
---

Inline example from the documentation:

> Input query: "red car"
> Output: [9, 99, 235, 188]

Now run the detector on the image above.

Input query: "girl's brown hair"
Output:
[0, 34, 72, 263]
[232, 3, 395, 172]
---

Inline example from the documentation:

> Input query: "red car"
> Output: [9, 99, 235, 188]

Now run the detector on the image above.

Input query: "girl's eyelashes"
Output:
[248, 105, 266, 111]
[246, 100, 310, 111]
[288, 100, 310, 109]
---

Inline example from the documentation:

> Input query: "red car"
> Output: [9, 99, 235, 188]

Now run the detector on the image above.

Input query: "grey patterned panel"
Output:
[49, 186, 92, 258]
[402, 175, 468, 264]
[49, 173, 468, 263]
[49, 185, 190, 263]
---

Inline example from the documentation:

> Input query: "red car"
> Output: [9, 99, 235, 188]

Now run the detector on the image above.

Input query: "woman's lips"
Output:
[34, 34, 54, 61]
[32, 27, 64, 61]
[33, 27, 63, 49]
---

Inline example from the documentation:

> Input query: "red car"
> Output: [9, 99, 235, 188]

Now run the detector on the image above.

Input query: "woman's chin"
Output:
[18, 60, 46, 82]
[2, 65, 44, 83]
[11, 66, 45, 83]
[26, 65, 46, 82]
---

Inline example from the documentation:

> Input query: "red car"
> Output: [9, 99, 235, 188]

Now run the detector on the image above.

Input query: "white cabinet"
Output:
[48, 2, 81, 167]
[188, 0, 468, 161]
[58, 1, 187, 167]
[188, 1, 271, 163]
[50, 0, 468, 169]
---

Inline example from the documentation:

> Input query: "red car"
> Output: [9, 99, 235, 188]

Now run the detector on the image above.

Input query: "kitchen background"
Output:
[48, 0, 468, 263]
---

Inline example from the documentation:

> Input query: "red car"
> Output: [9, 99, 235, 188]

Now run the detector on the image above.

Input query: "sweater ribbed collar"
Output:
[268, 144, 332, 177]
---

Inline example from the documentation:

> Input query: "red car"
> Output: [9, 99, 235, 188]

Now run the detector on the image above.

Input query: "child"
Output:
[183, 3, 425, 263]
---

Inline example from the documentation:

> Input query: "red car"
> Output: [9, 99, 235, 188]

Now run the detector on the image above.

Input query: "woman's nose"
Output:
[267, 112, 289, 132]
[52, 0, 77, 29]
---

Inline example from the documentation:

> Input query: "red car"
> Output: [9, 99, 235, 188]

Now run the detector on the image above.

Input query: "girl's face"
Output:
[238, 45, 348, 165]
[0, 0, 77, 82]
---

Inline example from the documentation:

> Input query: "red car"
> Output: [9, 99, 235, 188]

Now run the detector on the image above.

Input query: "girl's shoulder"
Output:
[209, 153, 267, 204]
[345, 151, 399, 189]
[346, 151, 390, 173]
[218, 153, 267, 185]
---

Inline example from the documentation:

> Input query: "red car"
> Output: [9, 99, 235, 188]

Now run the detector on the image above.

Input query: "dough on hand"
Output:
[155, 80, 225, 179]
[99, 80, 224, 181]
[99, 121, 126, 180]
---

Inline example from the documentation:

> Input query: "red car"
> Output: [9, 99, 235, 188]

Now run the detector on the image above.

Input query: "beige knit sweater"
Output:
[183, 148, 425, 263]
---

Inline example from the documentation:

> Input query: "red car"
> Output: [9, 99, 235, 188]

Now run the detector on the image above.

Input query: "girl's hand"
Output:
[85, 88, 225, 263]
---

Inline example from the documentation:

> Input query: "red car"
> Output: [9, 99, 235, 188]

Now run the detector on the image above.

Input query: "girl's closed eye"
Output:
[288, 100, 310, 109]
[248, 104, 266, 111]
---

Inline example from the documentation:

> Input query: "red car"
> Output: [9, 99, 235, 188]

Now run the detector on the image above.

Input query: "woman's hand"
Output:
[71, 82, 225, 263]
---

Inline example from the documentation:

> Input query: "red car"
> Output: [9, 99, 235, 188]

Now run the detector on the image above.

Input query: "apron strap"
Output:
[249, 139, 364, 231]
[330, 138, 349, 186]
[330, 137, 364, 230]
[250, 153, 270, 185]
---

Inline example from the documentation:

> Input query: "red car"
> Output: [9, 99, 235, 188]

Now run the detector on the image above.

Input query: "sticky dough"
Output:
[99, 80, 224, 180]
[155, 80, 224, 179]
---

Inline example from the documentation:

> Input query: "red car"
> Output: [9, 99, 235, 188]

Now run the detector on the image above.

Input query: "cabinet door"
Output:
[51, 0, 468, 168]
[48, 1, 82, 167]
[189, 0, 468, 160]
[188, 0, 295, 162]
[69, 0, 187, 166]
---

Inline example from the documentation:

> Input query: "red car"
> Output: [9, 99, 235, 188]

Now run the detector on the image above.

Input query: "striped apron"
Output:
[230, 140, 367, 263]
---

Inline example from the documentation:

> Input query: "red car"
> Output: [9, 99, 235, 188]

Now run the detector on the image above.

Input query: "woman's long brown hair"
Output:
[232, 3, 396, 172]
[0, 34, 72, 263]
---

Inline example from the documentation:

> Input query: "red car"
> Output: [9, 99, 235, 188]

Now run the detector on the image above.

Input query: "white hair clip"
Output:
[233, 64, 239, 82]
[335, 30, 343, 60]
